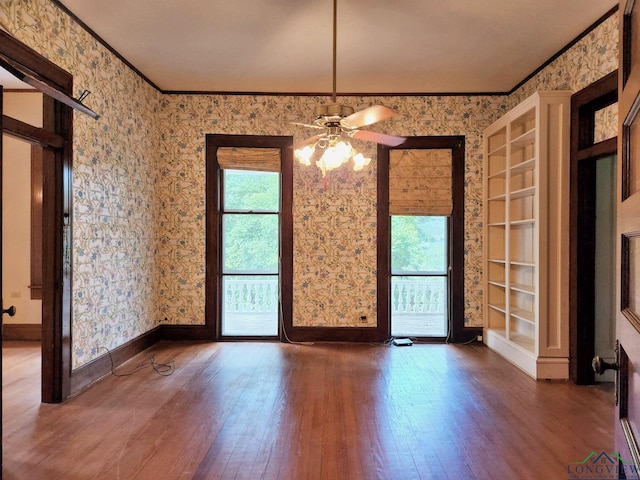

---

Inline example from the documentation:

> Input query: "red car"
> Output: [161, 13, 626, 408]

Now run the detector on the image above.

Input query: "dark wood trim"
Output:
[2, 324, 42, 341]
[622, 0, 634, 88]
[3, 89, 39, 93]
[376, 140, 391, 342]
[160, 325, 215, 341]
[377, 136, 466, 343]
[509, 5, 619, 94]
[0, 33, 74, 403]
[286, 327, 384, 343]
[569, 70, 618, 385]
[0, 30, 72, 92]
[205, 134, 294, 341]
[2, 115, 65, 149]
[164, 90, 512, 97]
[30, 146, 43, 300]
[575, 137, 618, 161]
[462, 327, 484, 343]
[48, 0, 161, 93]
[70, 327, 163, 397]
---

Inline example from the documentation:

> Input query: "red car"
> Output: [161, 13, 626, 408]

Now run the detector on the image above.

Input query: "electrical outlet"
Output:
[477, 335, 483, 342]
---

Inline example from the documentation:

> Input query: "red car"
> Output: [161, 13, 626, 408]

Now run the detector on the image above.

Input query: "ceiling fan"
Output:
[292, 0, 405, 178]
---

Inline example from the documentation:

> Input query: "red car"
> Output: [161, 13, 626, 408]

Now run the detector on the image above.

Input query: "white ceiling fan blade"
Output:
[352, 130, 406, 147]
[341, 105, 398, 129]
[290, 121, 326, 130]
[293, 133, 325, 150]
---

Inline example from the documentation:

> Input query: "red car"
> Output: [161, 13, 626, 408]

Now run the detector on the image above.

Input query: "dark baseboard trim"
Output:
[157, 324, 485, 344]
[458, 327, 483, 344]
[161, 324, 214, 341]
[285, 327, 386, 343]
[69, 326, 163, 397]
[3, 323, 42, 341]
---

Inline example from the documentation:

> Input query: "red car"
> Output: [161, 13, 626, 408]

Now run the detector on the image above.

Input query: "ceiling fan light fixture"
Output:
[352, 152, 371, 171]
[291, 0, 404, 180]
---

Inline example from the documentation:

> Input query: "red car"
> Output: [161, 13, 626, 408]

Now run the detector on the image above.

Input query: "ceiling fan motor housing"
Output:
[314, 103, 354, 122]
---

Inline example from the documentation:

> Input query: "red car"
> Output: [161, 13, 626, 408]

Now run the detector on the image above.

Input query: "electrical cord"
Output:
[100, 346, 175, 377]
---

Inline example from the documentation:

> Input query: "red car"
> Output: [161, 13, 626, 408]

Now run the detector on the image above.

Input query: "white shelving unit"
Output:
[483, 91, 571, 379]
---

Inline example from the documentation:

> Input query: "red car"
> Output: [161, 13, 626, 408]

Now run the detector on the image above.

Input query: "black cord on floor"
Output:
[100, 346, 175, 377]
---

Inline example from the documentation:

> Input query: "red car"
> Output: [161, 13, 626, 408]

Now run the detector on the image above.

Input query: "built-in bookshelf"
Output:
[483, 91, 571, 379]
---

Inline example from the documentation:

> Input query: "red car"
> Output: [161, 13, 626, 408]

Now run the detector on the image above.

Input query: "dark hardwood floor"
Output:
[2, 340, 614, 479]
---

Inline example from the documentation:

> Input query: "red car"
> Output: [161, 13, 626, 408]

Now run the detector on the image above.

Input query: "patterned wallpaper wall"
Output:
[158, 95, 508, 328]
[0, 0, 163, 368]
[0, 1, 619, 368]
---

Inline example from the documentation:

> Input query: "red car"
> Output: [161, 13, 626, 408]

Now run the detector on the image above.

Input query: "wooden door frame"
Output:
[377, 136, 470, 343]
[0, 30, 73, 403]
[569, 70, 618, 384]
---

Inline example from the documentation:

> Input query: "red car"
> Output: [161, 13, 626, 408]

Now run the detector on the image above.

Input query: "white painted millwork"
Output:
[483, 91, 571, 379]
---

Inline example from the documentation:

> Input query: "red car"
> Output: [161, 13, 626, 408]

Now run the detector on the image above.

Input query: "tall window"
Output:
[221, 169, 280, 336]
[206, 137, 293, 341]
[378, 137, 465, 342]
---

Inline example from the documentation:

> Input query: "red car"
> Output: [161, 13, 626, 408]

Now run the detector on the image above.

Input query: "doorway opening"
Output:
[0, 30, 76, 404]
[390, 215, 449, 338]
[570, 70, 618, 384]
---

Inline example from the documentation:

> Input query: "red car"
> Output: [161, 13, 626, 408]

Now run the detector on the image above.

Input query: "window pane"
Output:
[391, 276, 447, 337]
[222, 275, 278, 336]
[223, 214, 278, 273]
[391, 216, 447, 274]
[223, 170, 279, 212]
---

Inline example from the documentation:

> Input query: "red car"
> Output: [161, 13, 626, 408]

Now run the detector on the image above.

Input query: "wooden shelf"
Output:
[510, 219, 535, 226]
[488, 258, 506, 264]
[510, 283, 534, 294]
[511, 157, 536, 175]
[511, 308, 534, 324]
[510, 260, 534, 267]
[488, 303, 507, 314]
[511, 128, 536, 150]
[488, 193, 507, 201]
[488, 169, 507, 179]
[488, 144, 507, 156]
[510, 186, 535, 199]
[483, 91, 570, 380]
[509, 333, 535, 353]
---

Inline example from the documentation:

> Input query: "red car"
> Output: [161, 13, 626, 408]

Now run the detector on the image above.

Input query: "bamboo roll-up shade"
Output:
[217, 147, 281, 172]
[389, 149, 452, 216]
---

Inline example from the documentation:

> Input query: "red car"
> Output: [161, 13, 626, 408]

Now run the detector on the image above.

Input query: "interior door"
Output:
[617, 0, 640, 470]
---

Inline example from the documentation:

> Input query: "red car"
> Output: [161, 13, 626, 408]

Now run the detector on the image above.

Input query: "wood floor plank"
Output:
[3, 340, 615, 479]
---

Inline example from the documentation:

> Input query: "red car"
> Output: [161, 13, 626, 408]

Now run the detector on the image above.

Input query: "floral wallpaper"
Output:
[0, 0, 163, 368]
[158, 94, 508, 328]
[594, 102, 619, 143]
[0, 0, 619, 367]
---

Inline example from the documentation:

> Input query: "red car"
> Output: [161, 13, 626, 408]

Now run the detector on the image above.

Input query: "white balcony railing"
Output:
[223, 277, 446, 316]
[392, 278, 446, 315]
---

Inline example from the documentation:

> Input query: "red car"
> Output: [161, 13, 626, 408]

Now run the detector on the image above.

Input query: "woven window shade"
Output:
[389, 149, 452, 216]
[217, 147, 281, 172]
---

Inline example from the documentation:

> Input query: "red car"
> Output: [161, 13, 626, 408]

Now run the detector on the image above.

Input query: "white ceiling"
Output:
[55, 1, 617, 94]
[0, 67, 33, 90]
